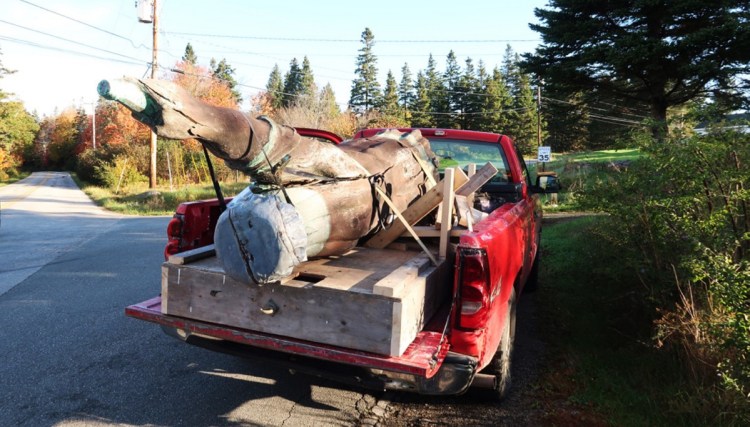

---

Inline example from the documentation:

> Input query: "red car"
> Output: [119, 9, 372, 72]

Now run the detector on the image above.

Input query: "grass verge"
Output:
[0, 171, 31, 187]
[536, 215, 717, 426]
[72, 174, 249, 215]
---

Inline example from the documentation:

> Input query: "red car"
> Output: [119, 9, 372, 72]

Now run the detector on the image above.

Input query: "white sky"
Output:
[0, 0, 546, 117]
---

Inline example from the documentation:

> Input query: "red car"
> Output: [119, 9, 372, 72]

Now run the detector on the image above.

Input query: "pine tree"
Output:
[381, 70, 400, 116]
[211, 58, 241, 103]
[504, 48, 540, 154]
[478, 67, 513, 135]
[300, 56, 317, 100]
[398, 63, 414, 108]
[424, 54, 447, 128]
[349, 28, 381, 113]
[443, 51, 462, 128]
[319, 83, 340, 118]
[182, 43, 198, 65]
[282, 58, 303, 107]
[265, 64, 284, 110]
[410, 72, 434, 128]
[455, 57, 483, 130]
[523, 0, 750, 137]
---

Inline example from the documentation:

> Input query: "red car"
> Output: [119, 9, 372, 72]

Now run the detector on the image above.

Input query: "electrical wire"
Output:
[163, 31, 539, 44]
[0, 19, 149, 64]
[0, 34, 146, 67]
[19, 0, 152, 51]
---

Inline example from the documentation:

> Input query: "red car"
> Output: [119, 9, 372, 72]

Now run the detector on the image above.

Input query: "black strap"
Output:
[202, 144, 227, 213]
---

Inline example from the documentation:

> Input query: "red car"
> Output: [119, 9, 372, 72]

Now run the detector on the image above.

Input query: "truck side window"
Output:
[515, 147, 532, 187]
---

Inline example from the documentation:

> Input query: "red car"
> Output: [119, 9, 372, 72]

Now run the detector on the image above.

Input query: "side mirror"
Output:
[535, 173, 561, 193]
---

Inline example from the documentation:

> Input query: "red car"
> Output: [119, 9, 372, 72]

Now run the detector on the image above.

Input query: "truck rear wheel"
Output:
[488, 288, 517, 400]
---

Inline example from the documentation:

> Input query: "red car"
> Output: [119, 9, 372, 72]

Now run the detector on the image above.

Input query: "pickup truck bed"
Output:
[159, 245, 451, 356]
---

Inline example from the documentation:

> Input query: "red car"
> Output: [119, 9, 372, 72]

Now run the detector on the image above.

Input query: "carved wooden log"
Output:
[98, 77, 438, 284]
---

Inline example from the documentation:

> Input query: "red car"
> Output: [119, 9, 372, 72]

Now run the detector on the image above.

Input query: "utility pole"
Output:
[92, 103, 96, 149]
[536, 83, 542, 149]
[149, 0, 159, 189]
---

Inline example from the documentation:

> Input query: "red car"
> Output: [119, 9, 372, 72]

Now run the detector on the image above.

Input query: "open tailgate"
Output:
[126, 296, 451, 378]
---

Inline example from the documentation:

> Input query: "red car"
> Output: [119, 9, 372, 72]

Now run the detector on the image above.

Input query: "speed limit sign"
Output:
[537, 146, 551, 163]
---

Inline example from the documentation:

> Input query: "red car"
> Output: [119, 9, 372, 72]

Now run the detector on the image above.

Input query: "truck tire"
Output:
[487, 287, 517, 401]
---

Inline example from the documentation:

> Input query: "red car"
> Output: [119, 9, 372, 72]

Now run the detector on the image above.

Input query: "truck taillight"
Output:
[457, 248, 490, 330]
[164, 216, 184, 260]
[167, 216, 183, 239]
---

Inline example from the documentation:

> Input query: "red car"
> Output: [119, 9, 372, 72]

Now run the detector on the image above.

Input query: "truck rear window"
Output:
[430, 139, 511, 183]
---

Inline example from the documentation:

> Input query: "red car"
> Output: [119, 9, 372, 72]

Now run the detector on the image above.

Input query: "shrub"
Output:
[583, 124, 750, 417]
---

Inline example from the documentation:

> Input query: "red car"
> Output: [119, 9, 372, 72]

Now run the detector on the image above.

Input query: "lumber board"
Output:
[365, 167, 468, 249]
[161, 246, 451, 356]
[439, 168, 455, 258]
[456, 162, 498, 196]
[168, 244, 216, 265]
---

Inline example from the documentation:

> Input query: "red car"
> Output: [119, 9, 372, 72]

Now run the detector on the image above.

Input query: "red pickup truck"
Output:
[126, 128, 558, 400]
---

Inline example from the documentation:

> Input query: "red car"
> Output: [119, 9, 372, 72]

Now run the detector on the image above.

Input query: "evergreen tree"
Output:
[443, 51, 462, 128]
[381, 70, 400, 116]
[300, 56, 317, 100]
[319, 83, 340, 118]
[500, 46, 540, 153]
[410, 72, 434, 128]
[282, 58, 303, 107]
[478, 67, 513, 134]
[456, 57, 482, 130]
[398, 63, 414, 108]
[265, 64, 284, 110]
[523, 0, 750, 137]
[349, 28, 381, 112]
[424, 54, 445, 126]
[542, 86, 590, 152]
[211, 57, 241, 103]
[182, 43, 197, 65]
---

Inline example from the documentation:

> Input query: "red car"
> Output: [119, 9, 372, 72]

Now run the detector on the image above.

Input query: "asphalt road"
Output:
[0, 172, 380, 426]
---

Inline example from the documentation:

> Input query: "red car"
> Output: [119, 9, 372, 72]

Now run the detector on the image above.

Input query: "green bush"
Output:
[582, 125, 750, 418]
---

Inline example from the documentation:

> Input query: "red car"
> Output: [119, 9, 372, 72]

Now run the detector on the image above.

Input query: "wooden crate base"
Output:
[161, 246, 451, 356]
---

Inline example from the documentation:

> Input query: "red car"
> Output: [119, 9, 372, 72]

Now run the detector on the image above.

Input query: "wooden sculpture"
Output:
[98, 77, 438, 284]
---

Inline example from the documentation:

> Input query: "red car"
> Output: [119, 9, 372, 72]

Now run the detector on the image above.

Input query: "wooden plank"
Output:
[168, 244, 216, 265]
[372, 253, 433, 297]
[365, 168, 468, 249]
[456, 162, 498, 196]
[466, 163, 477, 207]
[439, 168, 455, 259]
[391, 258, 451, 355]
[401, 225, 468, 238]
[374, 186, 438, 266]
[434, 167, 469, 228]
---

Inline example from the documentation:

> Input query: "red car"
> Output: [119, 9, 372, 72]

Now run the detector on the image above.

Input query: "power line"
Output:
[0, 19, 148, 64]
[163, 31, 540, 44]
[19, 0, 151, 51]
[0, 34, 146, 67]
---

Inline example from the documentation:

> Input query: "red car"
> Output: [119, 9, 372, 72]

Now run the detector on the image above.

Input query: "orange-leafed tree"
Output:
[45, 107, 79, 169]
[171, 60, 239, 109]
